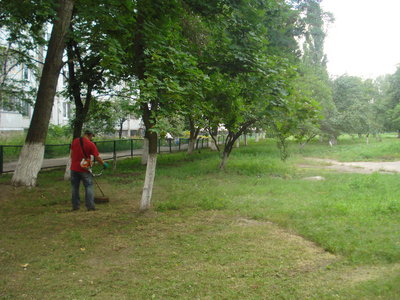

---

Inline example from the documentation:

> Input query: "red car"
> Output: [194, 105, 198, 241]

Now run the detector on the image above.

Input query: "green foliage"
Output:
[47, 124, 72, 140]
[296, 0, 338, 141]
[83, 100, 118, 135]
[332, 75, 382, 136]
[380, 67, 400, 132]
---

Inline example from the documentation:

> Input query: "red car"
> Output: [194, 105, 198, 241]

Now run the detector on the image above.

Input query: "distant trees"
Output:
[379, 67, 400, 135]
[331, 75, 381, 138]
[295, 0, 338, 143]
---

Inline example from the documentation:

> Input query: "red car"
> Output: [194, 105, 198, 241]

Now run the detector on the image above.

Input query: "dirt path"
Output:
[301, 158, 400, 174]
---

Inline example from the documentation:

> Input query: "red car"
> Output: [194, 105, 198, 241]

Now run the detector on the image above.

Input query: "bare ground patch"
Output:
[299, 157, 400, 174]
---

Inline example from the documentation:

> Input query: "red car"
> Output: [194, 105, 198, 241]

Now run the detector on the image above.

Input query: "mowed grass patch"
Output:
[1, 137, 400, 298]
[0, 188, 341, 299]
[153, 150, 400, 265]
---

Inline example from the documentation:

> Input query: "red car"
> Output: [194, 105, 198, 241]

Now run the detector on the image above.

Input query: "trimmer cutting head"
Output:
[94, 196, 109, 204]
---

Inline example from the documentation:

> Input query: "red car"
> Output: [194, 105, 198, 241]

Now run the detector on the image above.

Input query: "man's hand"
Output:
[103, 162, 109, 169]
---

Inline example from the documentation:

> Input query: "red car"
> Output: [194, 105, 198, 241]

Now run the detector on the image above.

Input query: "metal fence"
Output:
[0, 137, 220, 174]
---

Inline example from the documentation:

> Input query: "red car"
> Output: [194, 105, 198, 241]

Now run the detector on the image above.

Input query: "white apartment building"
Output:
[1, 61, 80, 133]
[0, 35, 143, 137]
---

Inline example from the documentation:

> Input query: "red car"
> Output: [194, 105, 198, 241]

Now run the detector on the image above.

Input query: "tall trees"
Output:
[11, 0, 74, 186]
[296, 0, 337, 142]
[332, 75, 376, 137]
[117, 0, 206, 210]
[65, 0, 126, 139]
[380, 68, 400, 135]
[203, 0, 313, 168]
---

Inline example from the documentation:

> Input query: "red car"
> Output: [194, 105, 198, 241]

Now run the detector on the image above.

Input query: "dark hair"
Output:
[84, 130, 95, 136]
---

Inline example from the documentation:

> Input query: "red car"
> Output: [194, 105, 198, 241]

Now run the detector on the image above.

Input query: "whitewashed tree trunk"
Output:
[187, 139, 196, 154]
[140, 153, 157, 211]
[11, 143, 45, 187]
[209, 135, 218, 150]
[255, 133, 259, 142]
[219, 152, 229, 169]
[64, 156, 71, 180]
[236, 139, 240, 148]
[141, 138, 149, 165]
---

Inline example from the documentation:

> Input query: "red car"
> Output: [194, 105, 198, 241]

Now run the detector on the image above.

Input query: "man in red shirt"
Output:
[70, 130, 108, 211]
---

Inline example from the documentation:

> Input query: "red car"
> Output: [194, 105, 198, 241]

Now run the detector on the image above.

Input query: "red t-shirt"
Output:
[70, 137, 100, 172]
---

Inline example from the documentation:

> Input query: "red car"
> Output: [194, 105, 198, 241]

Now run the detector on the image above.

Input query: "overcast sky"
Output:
[321, 0, 400, 79]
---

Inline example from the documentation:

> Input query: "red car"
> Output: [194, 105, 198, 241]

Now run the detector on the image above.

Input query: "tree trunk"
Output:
[119, 120, 124, 139]
[136, 2, 158, 211]
[12, 143, 45, 186]
[255, 133, 259, 142]
[219, 151, 229, 169]
[209, 135, 218, 150]
[328, 136, 337, 147]
[236, 139, 240, 148]
[67, 28, 100, 140]
[140, 153, 157, 211]
[208, 126, 219, 151]
[67, 40, 85, 139]
[141, 137, 149, 165]
[187, 118, 200, 154]
[140, 129, 157, 211]
[209, 136, 218, 151]
[188, 139, 196, 154]
[12, 0, 74, 187]
[219, 134, 236, 170]
[218, 121, 256, 170]
[64, 156, 71, 180]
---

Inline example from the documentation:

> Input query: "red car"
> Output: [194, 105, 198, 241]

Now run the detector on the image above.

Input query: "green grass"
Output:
[1, 137, 400, 299]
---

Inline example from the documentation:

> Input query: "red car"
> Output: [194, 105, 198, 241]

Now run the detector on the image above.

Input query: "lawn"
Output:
[1, 136, 400, 299]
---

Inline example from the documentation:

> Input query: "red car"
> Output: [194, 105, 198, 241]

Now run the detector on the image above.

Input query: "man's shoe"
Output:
[87, 207, 96, 211]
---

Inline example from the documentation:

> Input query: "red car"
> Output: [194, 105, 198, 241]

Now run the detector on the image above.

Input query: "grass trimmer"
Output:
[89, 166, 110, 204]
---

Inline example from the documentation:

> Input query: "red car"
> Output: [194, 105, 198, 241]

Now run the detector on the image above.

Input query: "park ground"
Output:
[1, 136, 400, 299]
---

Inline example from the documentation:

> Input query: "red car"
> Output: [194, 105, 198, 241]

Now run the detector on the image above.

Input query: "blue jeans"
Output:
[71, 170, 95, 210]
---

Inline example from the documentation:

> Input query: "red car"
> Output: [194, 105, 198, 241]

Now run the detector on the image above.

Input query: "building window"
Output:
[21, 101, 29, 117]
[23, 64, 29, 80]
[1, 96, 29, 116]
[63, 102, 71, 118]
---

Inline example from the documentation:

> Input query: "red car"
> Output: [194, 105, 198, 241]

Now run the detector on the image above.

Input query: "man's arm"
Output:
[90, 142, 109, 168]
[94, 156, 105, 165]
[94, 155, 109, 168]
